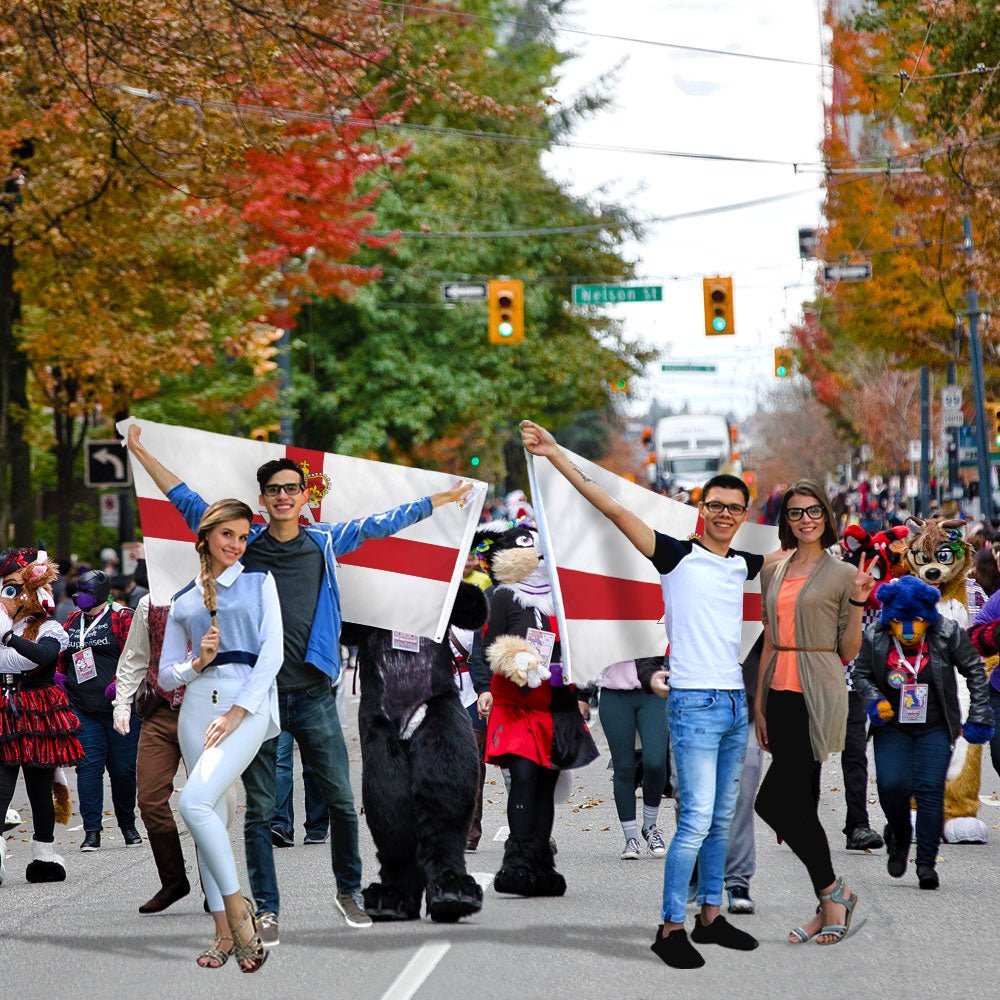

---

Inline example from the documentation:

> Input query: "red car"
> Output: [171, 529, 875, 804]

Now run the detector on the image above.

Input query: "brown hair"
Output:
[777, 479, 838, 550]
[195, 499, 254, 616]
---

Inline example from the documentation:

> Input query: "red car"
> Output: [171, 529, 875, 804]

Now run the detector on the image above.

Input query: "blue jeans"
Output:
[242, 683, 360, 915]
[74, 708, 141, 833]
[873, 723, 952, 866]
[662, 689, 747, 923]
[271, 728, 330, 840]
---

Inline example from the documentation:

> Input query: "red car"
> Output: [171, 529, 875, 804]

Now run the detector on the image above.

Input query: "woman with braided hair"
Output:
[159, 499, 283, 973]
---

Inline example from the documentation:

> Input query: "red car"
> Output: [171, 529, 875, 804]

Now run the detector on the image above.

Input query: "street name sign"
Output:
[573, 284, 663, 305]
[661, 363, 718, 373]
[441, 282, 488, 302]
[823, 262, 872, 282]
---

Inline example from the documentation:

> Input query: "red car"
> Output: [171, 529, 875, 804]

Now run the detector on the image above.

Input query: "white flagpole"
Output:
[524, 450, 573, 683]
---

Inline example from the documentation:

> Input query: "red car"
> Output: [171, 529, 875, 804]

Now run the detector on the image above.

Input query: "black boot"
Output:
[426, 870, 483, 923]
[362, 882, 422, 921]
[527, 837, 566, 897]
[493, 836, 537, 896]
[884, 824, 909, 879]
[139, 831, 191, 914]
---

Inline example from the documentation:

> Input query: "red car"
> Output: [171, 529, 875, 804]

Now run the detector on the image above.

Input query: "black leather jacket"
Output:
[852, 619, 993, 742]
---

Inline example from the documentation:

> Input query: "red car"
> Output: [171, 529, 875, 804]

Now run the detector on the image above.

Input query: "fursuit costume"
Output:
[345, 582, 487, 923]
[0, 547, 80, 885]
[476, 521, 598, 897]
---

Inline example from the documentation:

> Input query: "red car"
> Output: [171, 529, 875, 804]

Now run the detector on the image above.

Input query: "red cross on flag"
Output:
[117, 418, 486, 641]
[526, 448, 777, 685]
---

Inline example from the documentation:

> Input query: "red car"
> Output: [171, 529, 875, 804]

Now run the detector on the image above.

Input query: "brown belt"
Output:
[774, 646, 836, 653]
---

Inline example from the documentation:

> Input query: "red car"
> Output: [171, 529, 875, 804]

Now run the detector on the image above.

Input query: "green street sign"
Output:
[661, 363, 717, 373]
[572, 284, 663, 305]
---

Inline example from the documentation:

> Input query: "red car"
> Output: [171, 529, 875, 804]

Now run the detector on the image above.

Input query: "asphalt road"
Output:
[3, 684, 1000, 1000]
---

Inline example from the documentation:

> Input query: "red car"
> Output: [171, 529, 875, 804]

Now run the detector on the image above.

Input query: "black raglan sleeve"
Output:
[734, 550, 764, 581]
[649, 532, 692, 575]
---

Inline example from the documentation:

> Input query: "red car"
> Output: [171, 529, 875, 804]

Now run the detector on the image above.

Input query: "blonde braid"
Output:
[196, 538, 218, 617]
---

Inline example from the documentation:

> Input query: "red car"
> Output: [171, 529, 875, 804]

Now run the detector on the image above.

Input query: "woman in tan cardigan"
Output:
[753, 480, 875, 946]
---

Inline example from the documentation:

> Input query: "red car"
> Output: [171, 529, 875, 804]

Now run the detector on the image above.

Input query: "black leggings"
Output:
[754, 690, 836, 894]
[506, 756, 560, 842]
[0, 764, 55, 842]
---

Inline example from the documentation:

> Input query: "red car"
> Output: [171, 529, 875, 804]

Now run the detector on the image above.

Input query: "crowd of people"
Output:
[2, 420, 999, 975]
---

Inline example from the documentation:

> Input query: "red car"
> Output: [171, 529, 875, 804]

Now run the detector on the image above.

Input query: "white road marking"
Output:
[67, 824, 83, 831]
[379, 942, 451, 1000]
[470, 872, 494, 890]
[492, 825, 509, 842]
[979, 795, 1000, 807]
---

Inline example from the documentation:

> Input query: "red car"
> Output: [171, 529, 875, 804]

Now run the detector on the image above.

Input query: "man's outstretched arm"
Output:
[520, 420, 655, 558]
[127, 425, 182, 496]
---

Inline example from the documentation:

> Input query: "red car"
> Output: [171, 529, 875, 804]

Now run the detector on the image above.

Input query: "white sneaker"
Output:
[620, 837, 641, 860]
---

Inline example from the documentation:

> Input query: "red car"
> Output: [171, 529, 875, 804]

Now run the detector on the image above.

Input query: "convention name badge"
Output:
[72, 646, 98, 683]
[899, 683, 929, 724]
[392, 631, 421, 653]
[525, 628, 556, 670]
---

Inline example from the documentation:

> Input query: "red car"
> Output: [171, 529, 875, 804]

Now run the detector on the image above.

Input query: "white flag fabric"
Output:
[117, 418, 486, 641]
[527, 448, 778, 685]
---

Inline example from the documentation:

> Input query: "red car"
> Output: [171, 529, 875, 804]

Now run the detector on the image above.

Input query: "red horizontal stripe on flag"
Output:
[137, 498, 456, 583]
[558, 567, 763, 623]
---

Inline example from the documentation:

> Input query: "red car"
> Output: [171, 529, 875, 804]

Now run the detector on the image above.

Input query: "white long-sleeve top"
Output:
[159, 562, 283, 740]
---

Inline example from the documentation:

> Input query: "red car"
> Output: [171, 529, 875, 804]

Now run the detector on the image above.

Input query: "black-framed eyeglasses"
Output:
[786, 504, 825, 521]
[262, 482, 305, 497]
[703, 500, 748, 516]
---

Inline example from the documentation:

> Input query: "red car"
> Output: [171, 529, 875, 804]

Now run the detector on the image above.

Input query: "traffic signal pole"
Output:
[919, 366, 930, 516]
[964, 216, 993, 521]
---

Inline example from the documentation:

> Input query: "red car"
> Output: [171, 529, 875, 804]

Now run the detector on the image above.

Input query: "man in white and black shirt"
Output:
[521, 421, 762, 970]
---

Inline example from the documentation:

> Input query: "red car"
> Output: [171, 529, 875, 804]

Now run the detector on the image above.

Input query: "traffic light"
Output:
[469, 455, 481, 468]
[488, 278, 524, 344]
[774, 347, 793, 378]
[986, 401, 1000, 448]
[250, 424, 280, 442]
[611, 376, 630, 394]
[703, 276, 734, 336]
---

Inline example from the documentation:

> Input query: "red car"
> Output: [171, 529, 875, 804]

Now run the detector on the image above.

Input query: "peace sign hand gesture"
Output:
[850, 556, 877, 605]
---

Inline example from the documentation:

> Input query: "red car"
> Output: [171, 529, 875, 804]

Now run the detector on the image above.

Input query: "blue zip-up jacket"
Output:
[167, 482, 433, 683]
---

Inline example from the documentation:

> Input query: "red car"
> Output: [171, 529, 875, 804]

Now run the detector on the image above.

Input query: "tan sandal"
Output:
[230, 897, 268, 973]
[196, 935, 233, 969]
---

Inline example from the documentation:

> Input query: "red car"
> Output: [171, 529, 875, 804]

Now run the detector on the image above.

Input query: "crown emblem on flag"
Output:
[299, 460, 331, 510]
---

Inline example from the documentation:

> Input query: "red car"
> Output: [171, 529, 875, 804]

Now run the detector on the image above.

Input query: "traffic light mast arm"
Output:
[519, 420, 655, 558]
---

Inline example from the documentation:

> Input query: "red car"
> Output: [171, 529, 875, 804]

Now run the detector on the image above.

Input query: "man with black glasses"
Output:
[520, 420, 765, 970]
[127, 428, 469, 943]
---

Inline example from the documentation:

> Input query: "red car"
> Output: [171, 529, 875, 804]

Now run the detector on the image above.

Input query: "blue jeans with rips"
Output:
[661, 688, 747, 924]
[242, 683, 360, 916]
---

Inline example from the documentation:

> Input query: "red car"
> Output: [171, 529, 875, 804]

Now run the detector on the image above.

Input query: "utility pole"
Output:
[919, 366, 930, 516]
[964, 216, 993, 521]
[946, 356, 959, 503]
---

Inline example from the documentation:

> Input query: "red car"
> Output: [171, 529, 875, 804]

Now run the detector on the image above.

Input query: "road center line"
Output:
[493, 825, 509, 842]
[380, 942, 451, 1000]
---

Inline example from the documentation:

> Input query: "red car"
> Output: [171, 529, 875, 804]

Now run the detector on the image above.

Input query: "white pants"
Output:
[178, 671, 268, 913]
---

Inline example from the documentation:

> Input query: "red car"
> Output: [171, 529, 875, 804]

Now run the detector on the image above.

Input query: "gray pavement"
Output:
[3, 687, 1000, 1000]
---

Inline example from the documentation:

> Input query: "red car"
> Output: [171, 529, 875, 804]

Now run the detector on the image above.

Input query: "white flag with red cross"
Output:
[117, 418, 486, 641]
[526, 448, 778, 685]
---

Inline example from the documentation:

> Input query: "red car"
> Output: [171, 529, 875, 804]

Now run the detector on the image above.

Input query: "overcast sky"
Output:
[544, 0, 827, 420]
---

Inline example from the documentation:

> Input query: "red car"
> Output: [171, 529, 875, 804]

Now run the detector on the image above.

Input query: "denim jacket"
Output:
[167, 482, 432, 683]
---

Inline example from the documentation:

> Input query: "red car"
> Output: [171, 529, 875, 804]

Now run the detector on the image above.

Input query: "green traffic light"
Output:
[498, 321, 514, 338]
[470, 456, 481, 467]
[776, 365, 788, 377]
[712, 317, 727, 332]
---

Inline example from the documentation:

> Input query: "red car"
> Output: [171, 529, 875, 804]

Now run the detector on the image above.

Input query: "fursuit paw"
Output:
[961, 720, 995, 745]
[426, 871, 483, 923]
[487, 636, 542, 688]
[361, 882, 421, 921]
[866, 698, 893, 726]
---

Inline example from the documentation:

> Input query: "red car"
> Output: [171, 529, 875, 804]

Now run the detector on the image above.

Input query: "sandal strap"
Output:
[197, 936, 233, 967]
[789, 927, 811, 943]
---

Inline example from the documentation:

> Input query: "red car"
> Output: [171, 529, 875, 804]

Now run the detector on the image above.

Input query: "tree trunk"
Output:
[51, 377, 89, 561]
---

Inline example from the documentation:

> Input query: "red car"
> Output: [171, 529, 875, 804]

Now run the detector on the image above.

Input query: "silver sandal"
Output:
[816, 877, 858, 945]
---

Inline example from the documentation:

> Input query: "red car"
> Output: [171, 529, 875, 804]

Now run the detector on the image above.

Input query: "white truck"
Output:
[654, 414, 736, 493]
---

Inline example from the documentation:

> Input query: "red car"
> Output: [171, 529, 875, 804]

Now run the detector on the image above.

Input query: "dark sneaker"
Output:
[303, 832, 329, 845]
[621, 837, 641, 860]
[335, 890, 373, 928]
[726, 885, 756, 915]
[270, 829, 294, 848]
[122, 827, 143, 847]
[846, 826, 884, 851]
[80, 831, 101, 852]
[690, 914, 759, 951]
[884, 824, 909, 879]
[257, 911, 280, 947]
[916, 864, 939, 890]
[642, 825, 667, 858]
